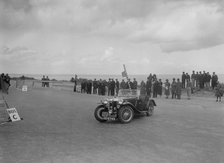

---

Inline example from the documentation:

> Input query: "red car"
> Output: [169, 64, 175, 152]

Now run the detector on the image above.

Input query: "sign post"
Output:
[6, 108, 21, 122]
[22, 85, 28, 92]
[0, 94, 23, 125]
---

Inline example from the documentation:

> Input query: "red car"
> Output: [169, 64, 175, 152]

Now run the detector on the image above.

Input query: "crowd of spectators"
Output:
[0, 71, 222, 102]
[182, 71, 218, 90]
[73, 70, 221, 101]
[41, 75, 50, 87]
[75, 74, 164, 99]
[0, 73, 11, 94]
[76, 78, 138, 96]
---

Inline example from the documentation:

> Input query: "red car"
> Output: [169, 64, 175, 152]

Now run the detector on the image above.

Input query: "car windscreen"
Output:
[118, 89, 139, 97]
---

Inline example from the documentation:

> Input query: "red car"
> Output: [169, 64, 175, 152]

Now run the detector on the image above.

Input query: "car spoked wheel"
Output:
[94, 106, 108, 122]
[118, 105, 134, 123]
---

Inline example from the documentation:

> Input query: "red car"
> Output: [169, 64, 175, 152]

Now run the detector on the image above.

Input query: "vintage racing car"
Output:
[94, 89, 156, 123]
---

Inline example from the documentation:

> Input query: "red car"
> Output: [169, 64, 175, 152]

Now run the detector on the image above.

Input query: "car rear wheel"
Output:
[94, 105, 108, 122]
[146, 102, 154, 116]
[118, 105, 134, 123]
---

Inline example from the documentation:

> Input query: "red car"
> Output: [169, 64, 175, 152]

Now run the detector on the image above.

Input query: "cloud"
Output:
[78, 47, 116, 65]
[0, 46, 37, 63]
[128, 1, 224, 52]
[100, 47, 114, 61]
[1, 46, 36, 55]
[1, 0, 224, 54]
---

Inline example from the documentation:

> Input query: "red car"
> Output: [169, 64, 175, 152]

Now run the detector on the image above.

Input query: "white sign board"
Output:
[22, 85, 28, 92]
[6, 108, 21, 122]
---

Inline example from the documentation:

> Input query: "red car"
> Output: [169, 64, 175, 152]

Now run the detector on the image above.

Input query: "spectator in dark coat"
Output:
[176, 78, 182, 99]
[133, 78, 138, 89]
[4, 74, 11, 86]
[146, 77, 152, 97]
[93, 79, 98, 94]
[182, 72, 186, 88]
[98, 79, 102, 95]
[0, 73, 10, 94]
[212, 72, 218, 90]
[140, 80, 146, 95]
[153, 79, 159, 98]
[41, 75, 46, 87]
[185, 73, 190, 87]
[111, 79, 115, 96]
[126, 79, 131, 89]
[199, 71, 204, 89]
[86, 80, 92, 94]
[158, 79, 163, 97]
[0, 74, 5, 92]
[115, 79, 119, 96]
[171, 78, 177, 99]
[107, 78, 112, 96]
[120, 79, 126, 89]
[46, 76, 50, 87]
[101, 80, 106, 95]
[0, 74, 2, 90]
[73, 79, 77, 92]
[215, 81, 223, 102]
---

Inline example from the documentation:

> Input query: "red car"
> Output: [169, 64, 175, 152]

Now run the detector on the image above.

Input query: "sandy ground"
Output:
[0, 86, 224, 163]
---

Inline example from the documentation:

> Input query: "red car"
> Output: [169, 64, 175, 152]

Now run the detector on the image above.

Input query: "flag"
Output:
[122, 70, 127, 78]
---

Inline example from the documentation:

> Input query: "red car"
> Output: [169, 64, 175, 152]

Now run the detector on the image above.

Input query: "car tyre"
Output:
[146, 101, 154, 116]
[118, 105, 134, 123]
[94, 105, 107, 122]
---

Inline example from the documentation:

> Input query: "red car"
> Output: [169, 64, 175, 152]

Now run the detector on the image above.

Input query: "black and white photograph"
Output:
[0, 0, 224, 162]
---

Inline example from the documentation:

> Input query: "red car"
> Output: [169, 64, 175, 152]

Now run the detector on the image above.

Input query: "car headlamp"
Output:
[118, 99, 123, 104]
[103, 101, 108, 104]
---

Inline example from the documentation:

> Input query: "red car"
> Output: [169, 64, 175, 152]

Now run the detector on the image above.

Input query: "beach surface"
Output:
[0, 85, 224, 163]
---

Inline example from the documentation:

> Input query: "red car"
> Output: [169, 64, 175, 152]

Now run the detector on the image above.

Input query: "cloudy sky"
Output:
[0, 0, 224, 75]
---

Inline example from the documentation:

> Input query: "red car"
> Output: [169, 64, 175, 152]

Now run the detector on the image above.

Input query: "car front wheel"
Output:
[94, 105, 108, 122]
[118, 105, 134, 123]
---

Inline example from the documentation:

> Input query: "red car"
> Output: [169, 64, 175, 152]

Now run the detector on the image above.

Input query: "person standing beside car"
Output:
[140, 80, 146, 95]
[133, 78, 138, 89]
[120, 79, 126, 89]
[111, 79, 115, 96]
[146, 77, 152, 97]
